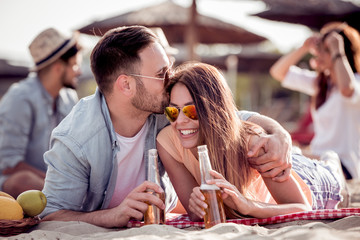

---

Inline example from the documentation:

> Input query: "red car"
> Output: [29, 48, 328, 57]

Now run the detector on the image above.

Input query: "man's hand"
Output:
[247, 131, 292, 182]
[43, 181, 166, 228]
[110, 181, 165, 226]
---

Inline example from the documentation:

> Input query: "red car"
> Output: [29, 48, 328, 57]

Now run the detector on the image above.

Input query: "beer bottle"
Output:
[198, 145, 226, 228]
[144, 149, 165, 225]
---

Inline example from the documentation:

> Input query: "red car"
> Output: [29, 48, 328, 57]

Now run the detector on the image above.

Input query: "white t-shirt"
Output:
[283, 66, 360, 179]
[108, 121, 149, 208]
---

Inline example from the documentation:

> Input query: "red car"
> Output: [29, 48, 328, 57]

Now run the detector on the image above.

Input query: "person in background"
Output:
[270, 22, 360, 180]
[41, 26, 293, 228]
[157, 62, 342, 221]
[0, 28, 82, 198]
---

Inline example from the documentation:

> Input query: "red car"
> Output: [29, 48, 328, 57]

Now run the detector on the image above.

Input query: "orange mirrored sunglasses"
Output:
[164, 105, 198, 122]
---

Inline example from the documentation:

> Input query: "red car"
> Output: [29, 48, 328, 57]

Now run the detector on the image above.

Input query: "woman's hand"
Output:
[207, 170, 253, 216]
[188, 186, 206, 219]
[324, 32, 345, 57]
[303, 34, 321, 56]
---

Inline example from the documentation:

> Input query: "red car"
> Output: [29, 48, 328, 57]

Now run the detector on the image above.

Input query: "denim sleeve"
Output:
[41, 136, 90, 217]
[236, 110, 259, 121]
[0, 95, 32, 170]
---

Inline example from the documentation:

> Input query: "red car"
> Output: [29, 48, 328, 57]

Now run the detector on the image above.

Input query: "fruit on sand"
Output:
[0, 196, 24, 220]
[0, 191, 15, 200]
[16, 190, 47, 217]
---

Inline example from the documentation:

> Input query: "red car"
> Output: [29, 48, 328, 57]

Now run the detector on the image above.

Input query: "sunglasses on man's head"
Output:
[129, 70, 170, 85]
[129, 62, 173, 86]
[164, 105, 198, 122]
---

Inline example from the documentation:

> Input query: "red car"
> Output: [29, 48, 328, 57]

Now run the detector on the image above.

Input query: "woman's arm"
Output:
[325, 32, 356, 97]
[207, 171, 311, 219]
[253, 173, 312, 218]
[262, 174, 311, 208]
[157, 141, 201, 221]
[270, 35, 319, 82]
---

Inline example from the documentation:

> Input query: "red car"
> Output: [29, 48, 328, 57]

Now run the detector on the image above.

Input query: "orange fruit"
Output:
[0, 196, 24, 220]
[0, 191, 15, 200]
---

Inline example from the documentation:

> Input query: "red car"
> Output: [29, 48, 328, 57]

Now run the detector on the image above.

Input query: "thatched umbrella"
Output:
[0, 59, 29, 79]
[0, 59, 30, 98]
[78, 1, 266, 60]
[253, 0, 360, 31]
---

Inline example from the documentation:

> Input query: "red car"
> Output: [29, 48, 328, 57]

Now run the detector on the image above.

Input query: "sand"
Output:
[2, 180, 360, 240]
[3, 216, 359, 240]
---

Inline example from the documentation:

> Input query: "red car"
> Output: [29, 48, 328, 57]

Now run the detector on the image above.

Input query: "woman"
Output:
[157, 62, 342, 221]
[270, 22, 360, 180]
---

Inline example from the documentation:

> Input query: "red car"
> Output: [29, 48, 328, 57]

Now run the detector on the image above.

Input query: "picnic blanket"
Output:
[127, 208, 360, 228]
[3, 208, 359, 240]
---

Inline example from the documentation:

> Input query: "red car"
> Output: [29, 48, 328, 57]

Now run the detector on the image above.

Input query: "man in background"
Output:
[0, 27, 82, 197]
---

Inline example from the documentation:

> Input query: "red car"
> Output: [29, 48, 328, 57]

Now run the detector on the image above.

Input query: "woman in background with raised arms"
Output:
[157, 62, 342, 221]
[270, 22, 360, 180]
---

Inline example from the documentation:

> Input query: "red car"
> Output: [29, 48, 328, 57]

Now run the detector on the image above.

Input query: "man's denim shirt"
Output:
[0, 76, 78, 188]
[41, 89, 256, 217]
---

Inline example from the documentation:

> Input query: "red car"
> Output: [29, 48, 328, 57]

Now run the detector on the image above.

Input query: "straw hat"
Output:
[150, 27, 179, 56]
[29, 28, 79, 71]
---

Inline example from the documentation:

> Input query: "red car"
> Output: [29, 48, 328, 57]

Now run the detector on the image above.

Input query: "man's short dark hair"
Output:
[90, 26, 158, 95]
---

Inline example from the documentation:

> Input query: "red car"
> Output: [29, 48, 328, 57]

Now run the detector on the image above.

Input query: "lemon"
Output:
[0, 191, 15, 200]
[0, 196, 24, 220]
[17, 190, 47, 217]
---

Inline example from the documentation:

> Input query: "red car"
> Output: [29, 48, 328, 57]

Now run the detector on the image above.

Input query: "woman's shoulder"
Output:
[157, 125, 188, 164]
[157, 125, 180, 150]
[158, 125, 173, 139]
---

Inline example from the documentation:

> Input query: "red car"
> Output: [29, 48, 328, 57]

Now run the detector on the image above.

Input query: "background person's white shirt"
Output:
[283, 66, 360, 179]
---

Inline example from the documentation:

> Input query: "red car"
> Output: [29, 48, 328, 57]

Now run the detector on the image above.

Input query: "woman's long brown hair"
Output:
[167, 62, 255, 194]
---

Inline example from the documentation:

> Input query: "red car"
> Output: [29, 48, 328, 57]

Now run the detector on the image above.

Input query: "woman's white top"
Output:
[282, 66, 360, 179]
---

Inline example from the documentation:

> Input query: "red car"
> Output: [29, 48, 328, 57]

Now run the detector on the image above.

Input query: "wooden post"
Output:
[186, 0, 199, 61]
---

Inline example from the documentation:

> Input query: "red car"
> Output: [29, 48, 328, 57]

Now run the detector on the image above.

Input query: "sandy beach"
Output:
[10, 217, 360, 240]
[1, 180, 359, 240]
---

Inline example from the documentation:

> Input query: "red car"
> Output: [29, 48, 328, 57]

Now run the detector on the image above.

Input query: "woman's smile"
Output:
[179, 128, 198, 136]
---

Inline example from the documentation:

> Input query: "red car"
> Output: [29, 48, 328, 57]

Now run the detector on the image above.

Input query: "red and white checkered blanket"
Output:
[127, 208, 360, 228]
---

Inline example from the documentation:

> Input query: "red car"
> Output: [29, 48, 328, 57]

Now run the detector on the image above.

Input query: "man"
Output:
[0, 28, 82, 198]
[41, 26, 291, 228]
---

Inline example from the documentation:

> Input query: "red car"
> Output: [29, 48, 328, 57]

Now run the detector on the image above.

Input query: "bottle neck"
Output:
[198, 145, 213, 185]
[148, 149, 160, 186]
